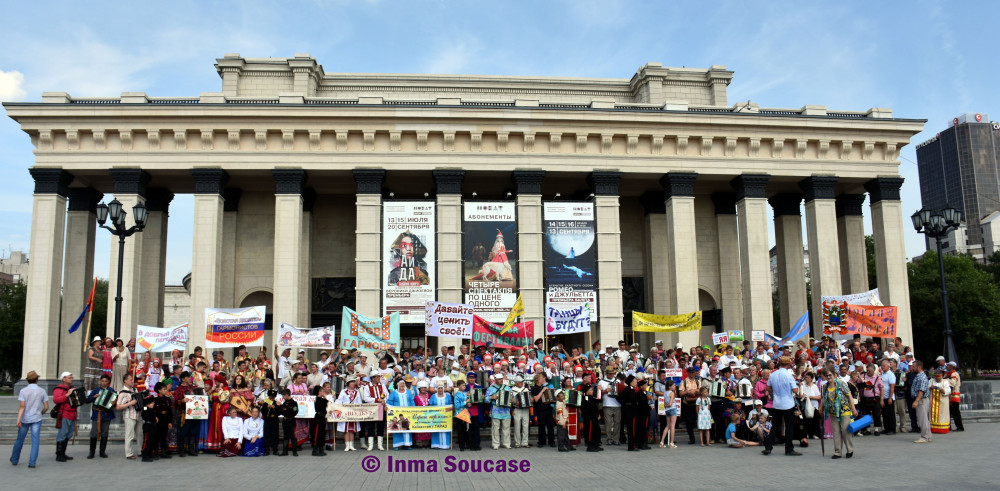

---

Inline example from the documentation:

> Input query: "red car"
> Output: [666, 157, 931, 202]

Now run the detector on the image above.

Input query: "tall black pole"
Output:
[114, 233, 126, 340]
[935, 237, 959, 365]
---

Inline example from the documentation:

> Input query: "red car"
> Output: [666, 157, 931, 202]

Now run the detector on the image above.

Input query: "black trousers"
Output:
[881, 399, 896, 433]
[360, 420, 386, 438]
[154, 422, 170, 456]
[623, 411, 636, 449]
[264, 419, 279, 450]
[453, 418, 468, 449]
[468, 413, 482, 450]
[557, 425, 571, 450]
[766, 407, 796, 454]
[681, 404, 697, 442]
[950, 401, 964, 430]
[310, 418, 326, 448]
[535, 405, 555, 446]
[141, 422, 156, 459]
[282, 421, 298, 449]
[710, 400, 727, 441]
[582, 412, 601, 447]
[859, 397, 882, 429]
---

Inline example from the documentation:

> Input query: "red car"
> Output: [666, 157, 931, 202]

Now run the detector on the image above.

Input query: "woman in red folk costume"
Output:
[206, 374, 230, 452]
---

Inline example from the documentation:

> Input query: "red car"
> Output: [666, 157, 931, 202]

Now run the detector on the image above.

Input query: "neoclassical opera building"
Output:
[6, 54, 924, 385]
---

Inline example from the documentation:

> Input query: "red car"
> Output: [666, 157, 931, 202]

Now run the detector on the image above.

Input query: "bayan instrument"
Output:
[538, 387, 554, 404]
[736, 382, 753, 400]
[93, 388, 116, 411]
[67, 388, 86, 408]
[475, 371, 489, 388]
[604, 379, 619, 398]
[513, 390, 531, 408]
[495, 389, 513, 407]
[469, 388, 486, 404]
[710, 380, 726, 398]
[565, 389, 583, 407]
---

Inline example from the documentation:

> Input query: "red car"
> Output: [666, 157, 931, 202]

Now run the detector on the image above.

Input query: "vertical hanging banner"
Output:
[383, 201, 436, 324]
[205, 306, 266, 348]
[341, 307, 400, 354]
[543, 202, 598, 320]
[424, 300, 474, 339]
[463, 202, 518, 323]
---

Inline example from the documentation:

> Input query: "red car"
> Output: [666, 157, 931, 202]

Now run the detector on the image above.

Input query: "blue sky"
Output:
[1, 0, 998, 286]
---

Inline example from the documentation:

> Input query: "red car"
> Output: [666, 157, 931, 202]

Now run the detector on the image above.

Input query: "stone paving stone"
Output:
[2, 424, 998, 489]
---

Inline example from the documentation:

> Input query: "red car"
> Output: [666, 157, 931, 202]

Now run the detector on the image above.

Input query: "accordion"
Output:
[736, 383, 754, 399]
[710, 380, 726, 398]
[604, 380, 619, 398]
[513, 390, 531, 408]
[330, 376, 346, 396]
[475, 371, 489, 388]
[93, 388, 116, 411]
[565, 389, 583, 407]
[469, 388, 486, 404]
[495, 389, 513, 407]
[67, 388, 86, 408]
[538, 388, 554, 404]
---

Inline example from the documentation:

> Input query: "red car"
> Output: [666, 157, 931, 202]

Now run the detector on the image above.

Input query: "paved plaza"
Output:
[4, 424, 998, 489]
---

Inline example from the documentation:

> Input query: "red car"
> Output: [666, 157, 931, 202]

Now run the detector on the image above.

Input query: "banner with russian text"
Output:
[383, 201, 435, 323]
[424, 300, 474, 339]
[341, 307, 400, 355]
[824, 304, 897, 338]
[545, 303, 592, 334]
[278, 322, 336, 349]
[291, 394, 316, 419]
[631, 311, 702, 332]
[386, 405, 453, 433]
[464, 202, 518, 323]
[471, 315, 534, 350]
[326, 403, 384, 423]
[205, 306, 266, 348]
[136, 323, 189, 353]
[821, 288, 882, 307]
[543, 202, 598, 320]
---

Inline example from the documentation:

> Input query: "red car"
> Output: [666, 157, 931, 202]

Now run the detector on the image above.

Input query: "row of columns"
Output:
[21, 166, 912, 383]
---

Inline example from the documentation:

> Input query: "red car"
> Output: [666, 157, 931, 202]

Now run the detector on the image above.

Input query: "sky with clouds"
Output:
[1, 0, 998, 286]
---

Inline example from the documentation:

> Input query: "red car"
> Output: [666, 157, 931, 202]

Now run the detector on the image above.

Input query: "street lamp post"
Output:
[95, 198, 147, 340]
[910, 206, 962, 365]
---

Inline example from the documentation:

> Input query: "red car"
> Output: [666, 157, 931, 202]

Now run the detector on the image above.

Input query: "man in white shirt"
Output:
[277, 348, 292, 381]
[614, 340, 630, 365]
[598, 367, 623, 446]
[763, 355, 800, 456]
[718, 346, 739, 368]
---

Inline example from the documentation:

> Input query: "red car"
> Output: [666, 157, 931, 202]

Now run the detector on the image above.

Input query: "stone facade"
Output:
[5, 54, 924, 385]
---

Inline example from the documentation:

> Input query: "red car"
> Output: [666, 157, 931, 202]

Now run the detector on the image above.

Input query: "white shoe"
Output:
[367, 437, 374, 451]
[377, 437, 385, 451]
[913, 438, 930, 443]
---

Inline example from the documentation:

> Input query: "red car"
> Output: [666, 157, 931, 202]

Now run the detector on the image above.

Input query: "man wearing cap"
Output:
[598, 366, 623, 446]
[486, 374, 512, 449]
[10, 370, 48, 467]
[510, 375, 531, 448]
[465, 372, 483, 451]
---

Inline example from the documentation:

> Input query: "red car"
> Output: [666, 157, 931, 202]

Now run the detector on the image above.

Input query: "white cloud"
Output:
[423, 39, 482, 74]
[0, 69, 27, 102]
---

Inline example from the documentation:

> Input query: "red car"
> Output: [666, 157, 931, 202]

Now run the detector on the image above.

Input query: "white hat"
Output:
[60, 371, 73, 379]
[935, 356, 945, 361]
[655, 340, 663, 344]
[605, 344, 614, 349]
[298, 349, 305, 353]
[675, 343, 683, 349]
[416, 380, 429, 389]
[492, 373, 503, 380]
[946, 361, 958, 367]
[753, 399, 763, 406]
[514, 376, 524, 383]
[452, 362, 460, 369]
[93, 336, 102, 342]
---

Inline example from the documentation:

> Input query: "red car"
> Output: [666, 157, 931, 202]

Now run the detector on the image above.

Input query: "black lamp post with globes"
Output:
[95, 198, 147, 340]
[910, 206, 962, 366]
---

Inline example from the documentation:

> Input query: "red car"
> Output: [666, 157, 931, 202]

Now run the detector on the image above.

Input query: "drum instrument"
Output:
[710, 380, 726, 398]
[93, 388, 116, 411]
[67, 388, 85, 408]
[469, 388, 486, 404]
[513, 390, 531, 408]
[495, 389, 513, 407]
[736, 382, 753, 399]
[565, 389, 583, 407]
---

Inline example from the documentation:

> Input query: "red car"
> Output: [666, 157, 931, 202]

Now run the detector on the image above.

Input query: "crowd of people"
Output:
[10, 333, 966, 468]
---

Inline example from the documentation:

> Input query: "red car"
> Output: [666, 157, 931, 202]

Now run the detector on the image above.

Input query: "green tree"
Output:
[908, 251, 1000, 371]
[0, 280, 27, 382]
[91, 279, 109, 339]
[865, 235, 878, 289]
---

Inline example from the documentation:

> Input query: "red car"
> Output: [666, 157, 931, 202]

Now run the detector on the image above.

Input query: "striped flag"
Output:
[499, 293, 524, 335]
[68, 278, 97, 334]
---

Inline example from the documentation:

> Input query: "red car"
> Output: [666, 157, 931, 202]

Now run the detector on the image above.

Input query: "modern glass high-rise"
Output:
[916, 113, 1000, 255]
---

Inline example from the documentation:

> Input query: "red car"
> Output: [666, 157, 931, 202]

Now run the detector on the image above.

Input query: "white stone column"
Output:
[189, 168, 228, 353]
[512, 170, 545, 336]
[354, 169, 386, 317]
[837, 194, 869, 294]
[711, 193, 745, 336]
[732, 174, 775, 335]
[433, 170, 466, 351]
[273, 170, 307, 330]
[769, 193, 808, 335]
[865, 177, 913, 347]
[21, 169, 71, 386]
[139, 188, 173, 328]
[58, 187, 101, 379]
[640, 193, 669, 349]
[801, 176, 843, 337]
[107, 168, 149, 341]
[661, 172, 700, 349]
[220, 188, 242, 307]
[300, 189, 315, 328]
[590, 171, 624, 349]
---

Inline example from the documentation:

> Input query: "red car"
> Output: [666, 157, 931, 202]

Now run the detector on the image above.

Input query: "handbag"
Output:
[50, 402, 62, 419]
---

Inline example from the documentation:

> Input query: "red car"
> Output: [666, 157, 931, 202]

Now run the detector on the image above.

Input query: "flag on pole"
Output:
[500, 293, 524, 335]
[69, 278, 98, 334]
[778, 311, 810, 346]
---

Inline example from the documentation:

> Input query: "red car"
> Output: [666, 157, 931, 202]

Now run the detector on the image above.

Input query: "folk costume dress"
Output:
[206, 381, 230, 452]
[430, 392, 453, 449]
[415, 390, 432, 445]
[386, 387, 415, 448]
[242, 416, 266, 456]
[336, 387, 364, 433]
[218, 415, 244, 457]
[290, 382, 311, 446]
[930, 377, 951, 434]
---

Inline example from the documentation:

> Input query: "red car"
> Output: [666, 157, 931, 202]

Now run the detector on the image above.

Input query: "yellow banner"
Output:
[386, 405, 453, 433]
[631, 311, 702, 332]
[500, 293, 524, 334]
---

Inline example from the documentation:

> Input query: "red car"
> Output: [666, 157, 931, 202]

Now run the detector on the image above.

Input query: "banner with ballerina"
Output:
[463, 202, 518, 323]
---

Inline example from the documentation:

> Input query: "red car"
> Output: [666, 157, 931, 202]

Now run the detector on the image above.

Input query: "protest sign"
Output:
[291, 395, 316, 419]
[386, 405, 453, 433]
[340, 307, 400, 354]
[424, 300, 474, 339]
[545, 303, 592, 334]
[136, 323, 189, 353]
[205, 306, 266, 348]
[277, 323, 336, 349]
[631, 311, 702, 332]
[185, 395, 209, 420]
